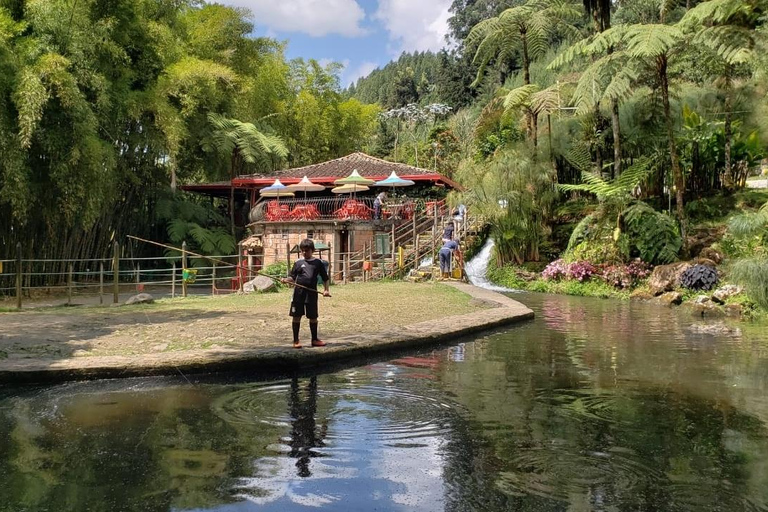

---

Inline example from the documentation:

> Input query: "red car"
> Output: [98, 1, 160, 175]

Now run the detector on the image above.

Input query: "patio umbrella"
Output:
[331, 184, 370, 195]
[374, 171, 415, 196]
[287, 176, 325, 202]
[334, 169, 375, 186]
[259, 179, 294, 220]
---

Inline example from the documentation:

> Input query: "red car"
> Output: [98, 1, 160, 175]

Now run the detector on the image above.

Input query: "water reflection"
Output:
[1, 293, 768, 511]
[287, 377, 325, 478]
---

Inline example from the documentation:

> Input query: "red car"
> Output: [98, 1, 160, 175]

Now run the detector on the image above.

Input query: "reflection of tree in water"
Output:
[288, 376, 327, 478]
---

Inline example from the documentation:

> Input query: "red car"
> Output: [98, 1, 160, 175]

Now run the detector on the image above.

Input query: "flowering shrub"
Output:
[566, 261, 598, 282]
[601, 260, 650, 289]
[541, 259, 569, 280]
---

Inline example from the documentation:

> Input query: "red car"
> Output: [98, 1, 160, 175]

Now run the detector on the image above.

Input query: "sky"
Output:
[221, 0, 454, 87]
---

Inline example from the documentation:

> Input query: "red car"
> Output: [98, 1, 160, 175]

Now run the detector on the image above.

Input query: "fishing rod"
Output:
[127, 235, 330, 296]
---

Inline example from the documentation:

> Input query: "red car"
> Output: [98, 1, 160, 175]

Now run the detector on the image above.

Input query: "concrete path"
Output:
[0, 283, 533, 383]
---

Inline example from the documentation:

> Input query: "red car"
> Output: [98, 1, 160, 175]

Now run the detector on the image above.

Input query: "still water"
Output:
[2, 292, 768, 512]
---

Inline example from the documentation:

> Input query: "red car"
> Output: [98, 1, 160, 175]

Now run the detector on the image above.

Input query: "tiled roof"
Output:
[242, 152, 439, 180]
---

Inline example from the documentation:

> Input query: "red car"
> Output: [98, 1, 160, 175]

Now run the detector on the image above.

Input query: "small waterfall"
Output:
[464, 239, 518, 292]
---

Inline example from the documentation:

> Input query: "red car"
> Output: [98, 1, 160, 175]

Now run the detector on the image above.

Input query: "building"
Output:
[183, 152, 459, 280]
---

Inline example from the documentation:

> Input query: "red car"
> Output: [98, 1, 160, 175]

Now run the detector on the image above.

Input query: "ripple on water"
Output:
[496, 444, 663, 504]
[211, 381, 458, 444]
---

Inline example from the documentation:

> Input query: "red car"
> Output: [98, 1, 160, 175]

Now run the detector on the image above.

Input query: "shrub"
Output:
[680, 264, 718, 291]
[601, 260, 650, 289]
[262, 262, 288, 278]
[622, 202, 682, 265]
[730, 257, 768, 309]
[566, 261, 598, 282]
[542, 259, 569, 280]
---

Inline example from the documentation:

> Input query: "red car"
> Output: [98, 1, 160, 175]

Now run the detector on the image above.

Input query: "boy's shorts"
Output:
[290, 290, 318, 319]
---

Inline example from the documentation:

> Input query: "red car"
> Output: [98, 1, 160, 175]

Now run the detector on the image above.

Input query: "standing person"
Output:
[373, 191, 387, 220]
[438, 238, 460, 279]
[442, 221, 454, 242]
[281, 239, 331, 349]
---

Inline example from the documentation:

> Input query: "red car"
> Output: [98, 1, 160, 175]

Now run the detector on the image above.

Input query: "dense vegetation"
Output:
[3, 0, 768, 309]
[0, 0, 379, 263]
[350, 0, 768, 312]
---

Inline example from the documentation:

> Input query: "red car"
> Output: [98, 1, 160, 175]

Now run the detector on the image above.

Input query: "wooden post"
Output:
[15, 243, 22, 310]
[391, 223, 396, 274]
[211, 261, 216, 294]
[136, 262, 141, 291]
[99, 262, 104, 305]
[67, 263, 73, 306]
[286, 242, 291, 272]
[171, 262, 176, 298]
[237, 242, 244, 292]
[343, 253, 349, 284]
[432, 207, 438, 271]
[113, 241, 119, 304]
[182, 241, 188, 298]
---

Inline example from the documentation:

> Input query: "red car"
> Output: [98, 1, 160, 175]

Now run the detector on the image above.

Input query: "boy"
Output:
[281, 239, 331, 349]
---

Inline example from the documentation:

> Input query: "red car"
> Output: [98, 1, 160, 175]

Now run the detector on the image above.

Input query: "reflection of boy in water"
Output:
[289, 376, 326, 478]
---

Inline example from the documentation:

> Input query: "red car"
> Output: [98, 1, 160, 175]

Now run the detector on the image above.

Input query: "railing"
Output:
[249, 197, 448, 224]
[0, 242, 258, 309]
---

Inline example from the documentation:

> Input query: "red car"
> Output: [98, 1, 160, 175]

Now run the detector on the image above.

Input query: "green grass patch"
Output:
[487, 264, 631, 300]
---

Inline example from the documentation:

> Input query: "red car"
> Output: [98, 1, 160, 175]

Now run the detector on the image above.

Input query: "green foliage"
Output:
[156, 196, 235, 256]
[730, 257, 768, 308]
[456, 150, 557, 264]
[262, 262, 288, 279]
[622, 202, 682, 264]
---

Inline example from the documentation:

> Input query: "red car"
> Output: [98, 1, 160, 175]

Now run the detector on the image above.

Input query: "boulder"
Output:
[712, 284, 744, 304]
[699, 247, 724, 265]
[630, 289, 654, 301]
[243, 275, 277, 293]
[647, 262, 691, 295]
[687, 322, 741, 336]
[655, 291, 683, 306]
[124, 293, 154, 305]
[724, 303, 744, 319]
[693, 294, 712, 305]
[690, 295, 725, 318]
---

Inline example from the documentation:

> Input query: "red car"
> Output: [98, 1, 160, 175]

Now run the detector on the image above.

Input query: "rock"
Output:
[699, 247, 724, 264]
[630, 290, 654, 301]
[647, 262, 691, 295]
[712, 284, 744, 304]
[690, 257, 719, 269]
[724, 303, 744, 319]
[693, 294, 712, 305]
[243, 275, 277, 293]
[690, 298, 725, 318]
[124, 293, 154, 305]
[655, 291, 683, 306]
[687, 322, 741, 336]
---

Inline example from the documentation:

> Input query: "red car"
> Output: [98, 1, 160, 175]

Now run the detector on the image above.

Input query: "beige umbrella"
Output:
[331, 184, 370, 194]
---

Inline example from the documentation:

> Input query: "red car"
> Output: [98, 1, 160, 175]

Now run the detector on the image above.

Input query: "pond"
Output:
[2, 292, 768, 511]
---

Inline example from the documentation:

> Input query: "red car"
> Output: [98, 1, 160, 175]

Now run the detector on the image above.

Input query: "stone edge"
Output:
[0, 283, 533, 384]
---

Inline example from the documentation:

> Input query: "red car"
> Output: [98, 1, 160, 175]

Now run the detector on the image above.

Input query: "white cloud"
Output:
[345, 61, 379, 86]
[225, 0, 367, 37]
[373, 0, 452, 55]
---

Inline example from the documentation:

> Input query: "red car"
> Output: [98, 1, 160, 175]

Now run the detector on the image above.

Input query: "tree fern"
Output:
[623, 202, 681, 264]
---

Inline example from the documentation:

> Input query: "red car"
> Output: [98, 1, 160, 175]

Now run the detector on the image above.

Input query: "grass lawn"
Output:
[0, 282, 482, 360]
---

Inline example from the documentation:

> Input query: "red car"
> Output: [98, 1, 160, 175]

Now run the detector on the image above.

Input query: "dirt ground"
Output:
[0, 282, 482, 360]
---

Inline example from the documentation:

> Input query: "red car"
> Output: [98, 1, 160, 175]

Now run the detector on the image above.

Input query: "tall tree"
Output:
[467, 0, 580, 141]
[679, 0, 764, 189]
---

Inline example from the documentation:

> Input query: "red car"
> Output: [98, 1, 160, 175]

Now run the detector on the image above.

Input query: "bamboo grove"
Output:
[0, 0, 379, 267]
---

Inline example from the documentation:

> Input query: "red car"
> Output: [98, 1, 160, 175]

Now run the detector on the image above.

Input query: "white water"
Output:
[464, 239, 519, 292]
